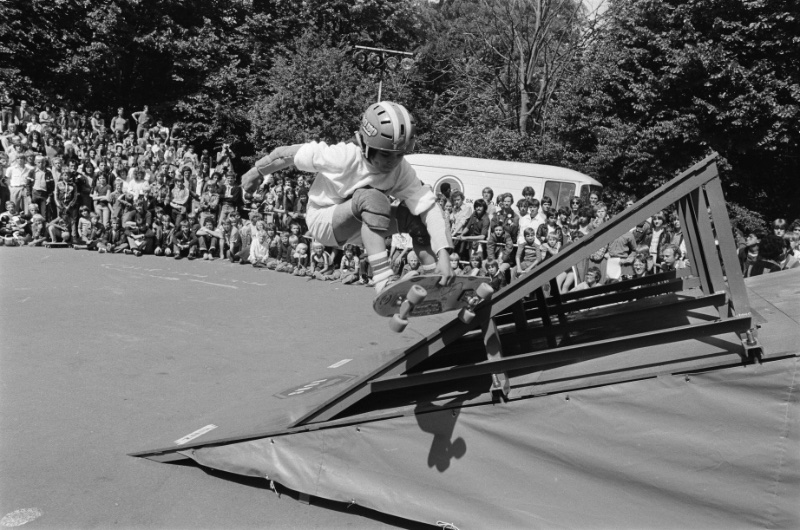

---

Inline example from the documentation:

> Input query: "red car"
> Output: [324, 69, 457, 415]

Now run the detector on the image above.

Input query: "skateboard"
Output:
[373, 275, 494, 333]
[43, 242, 70, 248]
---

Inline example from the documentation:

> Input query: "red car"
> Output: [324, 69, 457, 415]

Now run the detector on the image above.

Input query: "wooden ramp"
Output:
[132, 153, 763, 462]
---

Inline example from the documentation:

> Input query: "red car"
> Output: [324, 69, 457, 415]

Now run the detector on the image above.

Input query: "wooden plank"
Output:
[691, 187, 728, 318]
[703, 178, 752, 317]
[370, 316, 752, 393]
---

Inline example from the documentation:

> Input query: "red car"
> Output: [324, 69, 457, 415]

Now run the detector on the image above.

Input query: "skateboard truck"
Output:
[457, 283, 494, 324]
[390, 285, 428, 333]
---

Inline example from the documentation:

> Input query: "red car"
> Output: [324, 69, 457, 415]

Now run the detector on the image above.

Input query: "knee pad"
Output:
[394, 204, 430, 246]
[350, 189, 391, 232]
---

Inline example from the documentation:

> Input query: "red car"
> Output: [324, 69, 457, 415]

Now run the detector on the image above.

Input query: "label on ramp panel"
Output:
[174, 424, 218, 445]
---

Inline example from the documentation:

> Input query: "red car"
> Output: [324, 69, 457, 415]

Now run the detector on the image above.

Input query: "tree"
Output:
[420, 0, 597, 136]
[547, 0, 800, 219]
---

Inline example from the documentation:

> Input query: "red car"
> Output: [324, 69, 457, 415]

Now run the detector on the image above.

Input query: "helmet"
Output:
[359, 101, 416, 155]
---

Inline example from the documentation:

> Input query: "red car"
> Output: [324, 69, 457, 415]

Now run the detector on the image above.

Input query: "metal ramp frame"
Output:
[131, 152, 762, 460]
[287, 152, 759, 427]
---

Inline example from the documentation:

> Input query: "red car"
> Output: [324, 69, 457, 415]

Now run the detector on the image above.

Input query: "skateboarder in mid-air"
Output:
[241, 101, 455, 294]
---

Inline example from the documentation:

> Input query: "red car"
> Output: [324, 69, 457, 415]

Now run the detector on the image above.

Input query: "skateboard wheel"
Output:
[390, 314, 408, 333]
[459, 308, 475, 324]
[476, 283, 494, 300]
[407, 285, 427, 305]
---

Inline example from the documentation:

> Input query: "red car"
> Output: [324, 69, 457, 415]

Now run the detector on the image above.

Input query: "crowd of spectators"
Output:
[1, 98, 798, 293]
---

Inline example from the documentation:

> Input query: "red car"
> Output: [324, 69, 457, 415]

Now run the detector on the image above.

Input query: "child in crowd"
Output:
[308, 241, 334, 280]
[270, 231, 293, 272]
[153, 212, 174, 256]
[47, 214, 72, 245]
[449, 252, 463, 276]
[98, 217, 124, 253]
[27, 214, 48, 246]
[172, 219, 198, 259]
[340, 244, 360, 284]
[249, 229, 270, 268]
[462, 252, 487, 277]
[75, 212, 105, 250]
[486, 224, 514, 273]
[219, 217, 240, 262]
[73, 206, 93, 248]
[292, 242, 310, 276]
[196, 216, 221, 260]
[486, 259, 507, 291]
[513, 227, 540, 281]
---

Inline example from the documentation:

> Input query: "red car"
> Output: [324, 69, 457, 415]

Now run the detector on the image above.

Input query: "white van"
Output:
[406, 154, 602, 211]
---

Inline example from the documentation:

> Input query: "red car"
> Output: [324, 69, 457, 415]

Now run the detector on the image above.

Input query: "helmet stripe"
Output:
[395, 104, 412, 149]
[379, 101, 402, 148]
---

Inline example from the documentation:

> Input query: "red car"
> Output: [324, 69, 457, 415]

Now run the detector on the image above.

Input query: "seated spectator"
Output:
[486, 259, 507, 292]
[449, 252, 463, 276]
[249, 229, 271, 268]
[750, 234, 784, 275]
[308, 241, 335, 280]
[27, 213, 47, 246]
[269, 231, 293, 271]
[46, 213, 72, 245]
[172, 219, 198, 259]
[219, 217, 241, 262]
[660, 243, 688, 272]
[463, 252, 487, 277]
[124, 200, 153, 256]
[99, 217, 126, 253]
[339, 243, 360, 284]
[401, 250, 422, 279]
[292, 242, 310, 276]
[73, 206, 94, 248]
[196, 216, 222, 260]
[153, 212, 174, 256]
[572, 266, 602, 292]
[738, 229, 766, 277]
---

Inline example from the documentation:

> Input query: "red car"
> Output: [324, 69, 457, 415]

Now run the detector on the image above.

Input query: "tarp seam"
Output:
[764, 357, 799, 527]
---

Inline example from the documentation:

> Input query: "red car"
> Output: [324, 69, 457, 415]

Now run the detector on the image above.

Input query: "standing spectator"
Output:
[5, 152, 33, 213]
[90, 111, 105, 135]
[449, 191, 473, 241]
[482, 187, 496, 218]
[26, 155, 53, 219]
[91, 174, 111, 227]
[486, 224, 514, 274]
[12, 100, 30, 125]
[131, 105, 152, 139]
[169, 176, 190, 226]
[38, 104, 54, 127]
[109, 107, 130, 142]
[218, 172, 242, 224]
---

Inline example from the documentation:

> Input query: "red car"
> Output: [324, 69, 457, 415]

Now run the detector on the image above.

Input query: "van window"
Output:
[543, 181, 576, 211]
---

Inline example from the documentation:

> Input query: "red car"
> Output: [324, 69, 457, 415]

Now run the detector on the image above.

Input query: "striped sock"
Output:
[369, 252, 394, 292]
[421, 263, 437, 274]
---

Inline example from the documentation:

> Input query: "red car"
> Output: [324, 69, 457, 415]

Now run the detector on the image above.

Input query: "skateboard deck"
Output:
[373, 274, 492, 318]
[44, 242, 70, 248]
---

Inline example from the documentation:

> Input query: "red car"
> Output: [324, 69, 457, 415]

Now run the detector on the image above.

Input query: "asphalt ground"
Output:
[0, 247, 446, 529]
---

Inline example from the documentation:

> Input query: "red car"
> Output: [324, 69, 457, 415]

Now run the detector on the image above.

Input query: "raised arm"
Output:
[240, 144, 303, 194]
